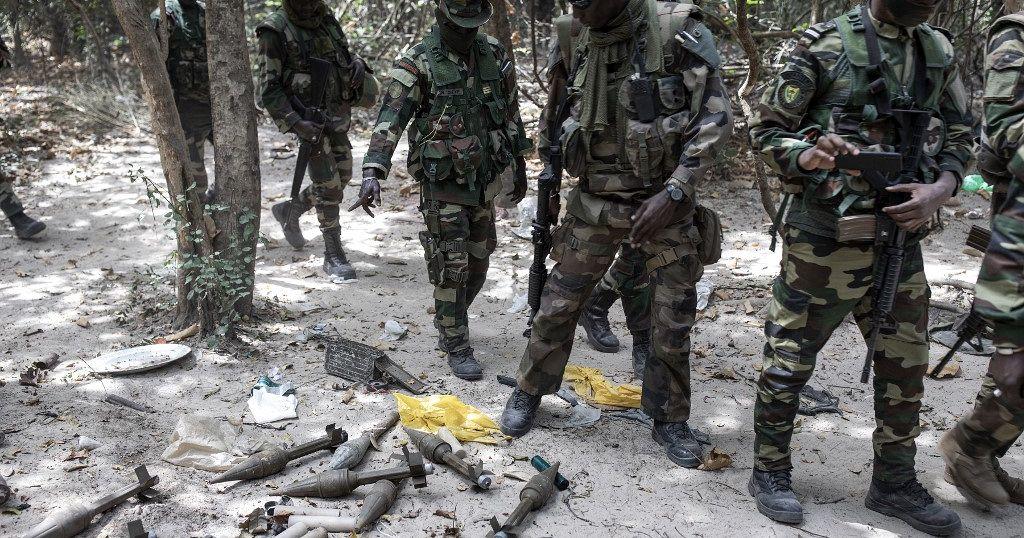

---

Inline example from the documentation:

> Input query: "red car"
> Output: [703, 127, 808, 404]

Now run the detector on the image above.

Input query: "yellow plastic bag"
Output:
[564, 364, 641, 408]
[394, 393, 505, 444]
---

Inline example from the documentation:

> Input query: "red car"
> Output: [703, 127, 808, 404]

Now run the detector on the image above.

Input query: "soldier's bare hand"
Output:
[350, 58, 366, 90]
[630, 189, 681, 246]
[508, 156, 528, 205]
[348, 171, 382, 217]
[547, 193, 561, 226]
[989, 348, 1024, 408]
[797, 134, 859, 172]
[292, 120, 323, 143]
[883, 174, 956, 232]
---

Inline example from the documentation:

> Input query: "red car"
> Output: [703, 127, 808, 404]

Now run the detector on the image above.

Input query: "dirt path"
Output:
[0, 84, 1019, 538]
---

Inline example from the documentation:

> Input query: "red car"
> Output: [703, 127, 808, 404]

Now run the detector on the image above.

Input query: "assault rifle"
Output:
[286, 57, 332, 224]
[526, 83, 573, 336]
[860, 109, 933, 384]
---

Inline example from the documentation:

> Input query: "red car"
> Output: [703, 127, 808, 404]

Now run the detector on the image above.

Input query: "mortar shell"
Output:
[354, 479, 399, 531]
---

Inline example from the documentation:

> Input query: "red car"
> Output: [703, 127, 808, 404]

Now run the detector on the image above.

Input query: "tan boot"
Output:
[993, 458, 1024, 505]
[940, 430, 1010, 507]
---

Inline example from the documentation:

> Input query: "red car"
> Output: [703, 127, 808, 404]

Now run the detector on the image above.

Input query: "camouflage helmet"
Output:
[438, 0, 492, 28]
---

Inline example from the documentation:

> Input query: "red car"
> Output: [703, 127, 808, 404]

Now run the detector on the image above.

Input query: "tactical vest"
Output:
[795, 8, 953, 218]
[257, 11, 359, 123]
[554, 2, 720, 197]
[408, 28, 519, 201]
[162, 0, 209, 103]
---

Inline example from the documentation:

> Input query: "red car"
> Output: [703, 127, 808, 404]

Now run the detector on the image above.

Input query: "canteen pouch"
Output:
[694, 205, 722, 265]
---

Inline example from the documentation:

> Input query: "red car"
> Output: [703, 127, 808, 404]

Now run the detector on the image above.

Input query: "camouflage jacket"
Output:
[152, 0, 209, 104]
[540, 1, 733, 228]
[976, 14, 1024, 348]
[749, 7, 974, 239]
[0, 35, 11, 71]
[363, 28, 533, 206]
[256, 9, 371, 134]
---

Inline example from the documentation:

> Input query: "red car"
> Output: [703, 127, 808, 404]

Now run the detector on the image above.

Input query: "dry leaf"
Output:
[74, 316, 91, 328]
[162, 323, 199, 342]
[933, 362, 962, 379]
[711, 366, 738, 381]
[698, 448, 733, 471]
[743, 300, 757, 315]
[434, 509, 457, 520]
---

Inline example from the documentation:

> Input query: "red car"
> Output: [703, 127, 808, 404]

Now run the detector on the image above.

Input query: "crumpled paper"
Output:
[161, 415, 247, 471]
[564, 364, 642, 408]
[247, 372, 297, 423]
[394, 393, 505, 444]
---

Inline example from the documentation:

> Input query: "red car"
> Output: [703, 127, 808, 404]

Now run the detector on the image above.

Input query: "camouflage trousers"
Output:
[0, 180, 24, 218]
[419, 200, 496, 353]
[754, 226, 930, 483]
[950, 365, 1024, 459]
[589, 247, 653, 334]
[518, 214, 703, 422]
[177, 99, 213, 194]
[300, 128, 354, 231]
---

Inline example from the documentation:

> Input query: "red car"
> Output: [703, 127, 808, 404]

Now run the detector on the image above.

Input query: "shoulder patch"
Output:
[775, 71, 814, 110]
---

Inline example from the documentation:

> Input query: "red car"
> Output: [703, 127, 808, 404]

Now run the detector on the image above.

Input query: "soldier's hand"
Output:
[348, 169, 382, 217]
[630, 189, 682, 246]
[508, 156, 528, 205]
[883, 173, 956, 232]
[292, 120, 323, 143]
[350, 58, 367, 90]
[798, 134, 860, 174]
[546, 193, 561, 226]
[989, 348, 1024, 408]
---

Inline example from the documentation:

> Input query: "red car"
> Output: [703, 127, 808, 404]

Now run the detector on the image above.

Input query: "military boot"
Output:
[8, 212, 45, 240]
[447, 347, 483, 381]
[322, 228, 356, 280]
[499, 387, 542, 438]
[994, 458, 1024, 505]
[272, 199, 312, 249]
[652, 421, 704, 468]
[631, 330, 651, 380]
[865, 477, 962, 537]
[939, 430, 1009, 506]
[579, 287, 620, 352]
[748, 469, 803, 525]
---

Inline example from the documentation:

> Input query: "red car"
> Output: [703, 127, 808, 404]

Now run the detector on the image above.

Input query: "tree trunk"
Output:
[488, 0, 516, 57]
[111, 0, 213, 330]
[43, 0, 69, 61]
[10, 0, 30, 66]
[206, 0, 261, 319]
[67, 0, 114, 79]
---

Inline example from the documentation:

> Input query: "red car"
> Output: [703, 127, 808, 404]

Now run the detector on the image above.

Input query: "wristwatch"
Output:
[665, 183, 685, 202]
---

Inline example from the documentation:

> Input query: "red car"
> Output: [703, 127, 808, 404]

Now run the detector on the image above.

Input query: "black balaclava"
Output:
[880, 0, 941, 27]
[437, 8, 478, 58]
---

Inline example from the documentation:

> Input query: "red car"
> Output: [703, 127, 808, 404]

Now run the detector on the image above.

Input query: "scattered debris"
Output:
[160, 323, 200, 343]
[564, 365, 641, 408]
[323, 334, 428, 394]
[394, 393, 505, 444]
[76, 436, 101, 451]
[698, 448, 733, 472]
[248, 369, 299, 423]
[104, 393, 156, 414]
[162, 415, 247, 472]
[530, 455, 569, 491]
[0, 476, 10, 505]
[86, 344, 192, 375]
[405, 427, 493, 489]
[506, 292, 529, 314]
[23, 466, 158, 538]
[488, 463, 561, 537]
[933, 361, 963, 379]
[211, 424, 346, 484]
[329, 411, 400, 470]
[379, 320, 409, 342]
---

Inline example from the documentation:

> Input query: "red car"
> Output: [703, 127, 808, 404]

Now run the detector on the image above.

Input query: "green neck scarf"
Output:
[284, 0, 327, 30]
[575, 0, 663, 131]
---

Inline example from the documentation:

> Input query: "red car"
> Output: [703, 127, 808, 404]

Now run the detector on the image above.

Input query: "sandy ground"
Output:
[0, 82, 1021, 538]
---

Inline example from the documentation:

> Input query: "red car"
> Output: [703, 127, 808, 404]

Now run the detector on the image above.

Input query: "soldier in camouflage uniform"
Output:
[498, 0, 733, 469]
[152, 0, 213, 201]
[0, 34, 46, 240]
[747, 0, 972, 533]
[579, 251, 652, 379]
[938, 12, 1024, 509]
[257, 0, 378, 279]
[351, 0, 533, 380]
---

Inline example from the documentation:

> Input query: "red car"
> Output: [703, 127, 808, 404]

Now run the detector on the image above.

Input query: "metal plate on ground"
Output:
[87, 344, 192, 375]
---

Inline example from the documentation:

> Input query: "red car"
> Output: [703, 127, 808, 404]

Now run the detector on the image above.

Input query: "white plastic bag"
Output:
[161, 415, 246, 471]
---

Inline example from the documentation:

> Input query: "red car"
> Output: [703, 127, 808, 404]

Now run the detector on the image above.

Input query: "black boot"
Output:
[748, 469, 804, 525]
[447, 347, 483, 381]
[652, 421, 704, 468]
[865, 477, 962, 536]
[579, 287, 620, 352]
[322, 228, 356, 280]
[9, 212, 45, 240]
[499, 387, 542, 438]
[272, 199, 312, 249]
[631, 330, 651, 380]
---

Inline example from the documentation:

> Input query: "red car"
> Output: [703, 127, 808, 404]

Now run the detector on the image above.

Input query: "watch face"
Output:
[669, 186, 683, 201]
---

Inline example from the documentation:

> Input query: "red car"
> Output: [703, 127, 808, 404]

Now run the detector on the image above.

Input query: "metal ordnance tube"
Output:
[274, 522, 310, 538]
[23, 466, 159, 538]
[354, 480, 399, 531]
[404, 427, 492, 489]
[329, 412, 399, 470]
[279, 455, 433, 498]
[270, 505, 348, 518]
[299, 528, 328, 538]
[288, 515, 356, 532]
[211, 424, 347, 484]
[488, 463, 560, 537]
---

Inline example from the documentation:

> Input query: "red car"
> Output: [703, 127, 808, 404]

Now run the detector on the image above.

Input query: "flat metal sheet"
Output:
[87, 344, 192, 375]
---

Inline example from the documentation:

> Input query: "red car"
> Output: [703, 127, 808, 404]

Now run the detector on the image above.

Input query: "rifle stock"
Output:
[929, 310, 989, 378]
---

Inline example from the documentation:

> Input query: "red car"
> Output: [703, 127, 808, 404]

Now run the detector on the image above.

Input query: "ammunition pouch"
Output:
[169, 59, 210, 98]
[353, 72, 380, 109]
[559, 117, 588, 178]
[645, 224, 702, 273]
[418, 231, 467, 286]
[550, 223, 618, 264]
[694, 205, 722, 265]
[616, 75, 694, 189]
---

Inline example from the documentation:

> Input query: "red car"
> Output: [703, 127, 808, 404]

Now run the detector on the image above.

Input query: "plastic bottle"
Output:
[962, 174, 994, 194]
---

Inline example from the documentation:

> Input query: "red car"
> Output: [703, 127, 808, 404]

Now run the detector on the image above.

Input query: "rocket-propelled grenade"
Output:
[211, 424, 347, 484]
[354, 479, 400, 531]
[404, 427, 493, 489]
[279, 446, 432, 498]
[329, 411, 400, 470]
[487, 463, 561, 537]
